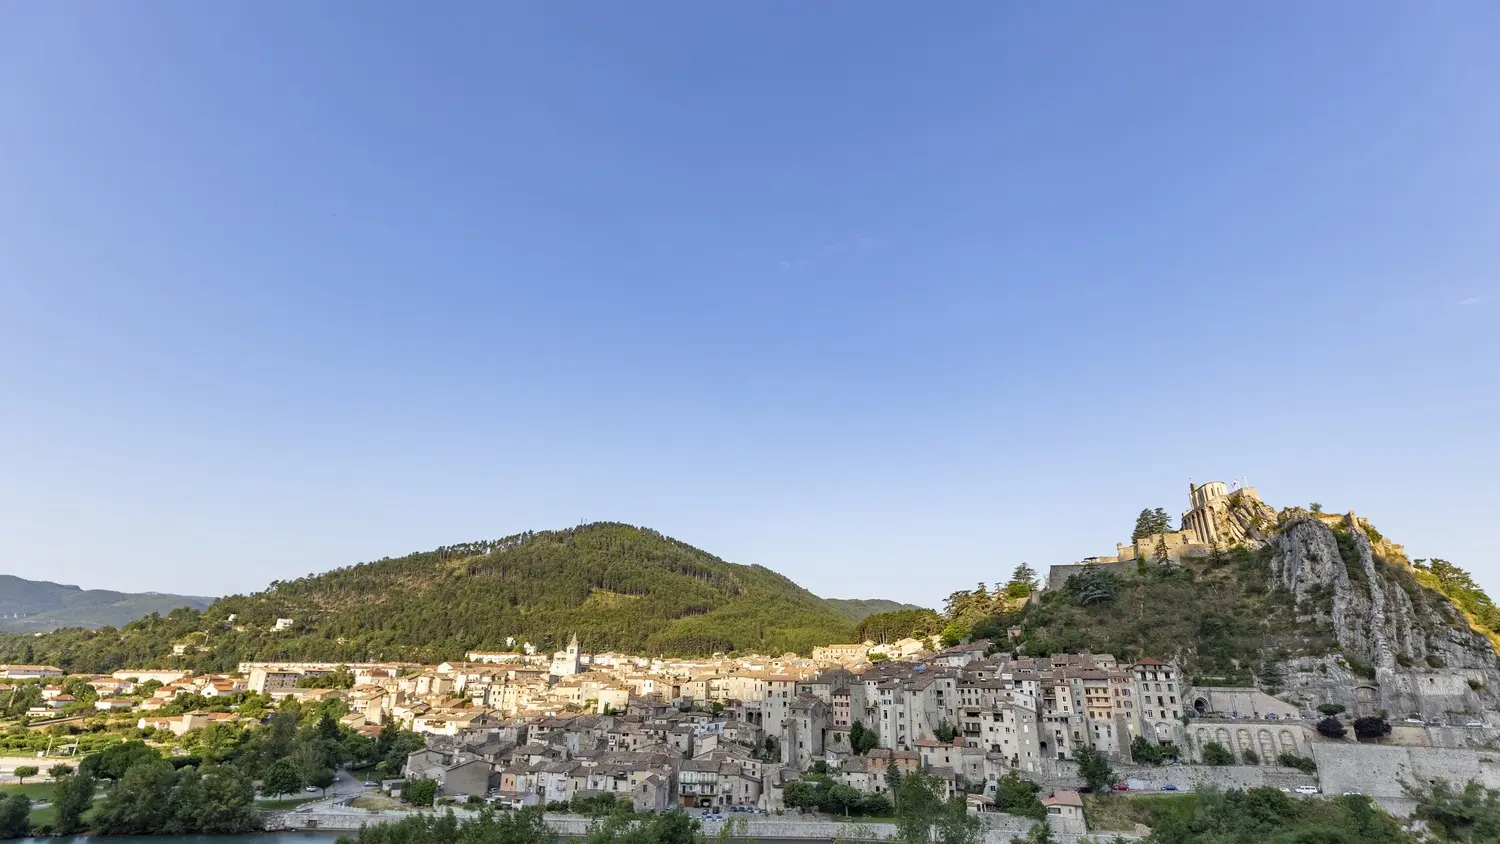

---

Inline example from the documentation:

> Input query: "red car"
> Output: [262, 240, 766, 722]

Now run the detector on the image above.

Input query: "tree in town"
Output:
[1200, 742, 1235, 766]
[1064, 567, 1121, 607]
[403, 777, 438, 807]
[1132, 508, 1173, 541]
[783, 780, 819, 812]
[893, 769, 979, 844]
[1354, 715, 1392, 741]
[1317, 716, 1348, 739]
[1318, 703, 1347, 716]
[91, 759, 177, 835]
[1018, 821, 1055, 844]
[1131, 735, 1176, 766]
[992, 772, 1045, 820]
[1073, 746, 1116, 793]
[50, 770, 97, 835]
[1005, 563, 1039, 599]
[80, 739, 159, 781]
[850, 720, 879, 755]
[261, 756, 304, 797]
[182, 764, 258, 834]
[0, 793, 31, 840]
[308, 767, 336, 797]
[11, 766, 37, 785]
[49, 763, 74, 779]
[934, 720, 958, 743]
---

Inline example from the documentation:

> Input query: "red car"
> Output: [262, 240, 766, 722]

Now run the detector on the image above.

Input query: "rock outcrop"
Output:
[1269, 513, 1500, 719]
[1205, 489, 1280, 548]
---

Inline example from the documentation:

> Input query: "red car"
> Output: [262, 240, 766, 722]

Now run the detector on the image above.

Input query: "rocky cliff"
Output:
[1269, 513, 1500, 719]
[1203, 488, 1280, 547]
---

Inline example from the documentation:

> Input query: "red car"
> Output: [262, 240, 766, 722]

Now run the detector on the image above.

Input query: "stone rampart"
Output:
[264, 808, 1087, 842]
[1311, 742, 1500, 816]
[1046, 561, 1135, 593]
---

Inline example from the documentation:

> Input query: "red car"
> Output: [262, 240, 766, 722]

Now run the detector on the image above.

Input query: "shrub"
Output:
[1201, 742, 1234, 766]
[1353, 716, 1391, 741]
[1317, 717, 1348, 739]
[1277, 753, 1317, 774]
[1317, 703, 1346, 716]
[402, 777, 438, 807]
[1240, 749, 1260, 766]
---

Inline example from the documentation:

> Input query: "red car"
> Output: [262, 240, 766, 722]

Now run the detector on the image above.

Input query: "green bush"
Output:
[1200, 742, 1234, 766]
[1277, 753, 1317, 774]
[403, 777, 438, 807]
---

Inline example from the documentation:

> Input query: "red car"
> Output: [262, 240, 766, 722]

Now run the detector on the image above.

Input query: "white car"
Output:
[1466, 721, 1486, 728]
[1294, 786, 1320, 795]
[1342, 791, 1362, 797]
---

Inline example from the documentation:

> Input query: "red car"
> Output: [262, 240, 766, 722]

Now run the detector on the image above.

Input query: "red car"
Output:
[1113, 785, 1129, 791]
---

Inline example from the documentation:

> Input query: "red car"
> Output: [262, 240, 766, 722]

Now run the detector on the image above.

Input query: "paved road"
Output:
[278, 769, 376, 813]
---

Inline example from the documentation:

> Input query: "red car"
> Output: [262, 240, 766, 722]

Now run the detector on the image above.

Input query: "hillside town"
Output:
[1, 632, 1325, 828]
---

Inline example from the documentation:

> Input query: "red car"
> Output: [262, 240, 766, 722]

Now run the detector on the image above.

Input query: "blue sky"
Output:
[1, 2, 1496, 608]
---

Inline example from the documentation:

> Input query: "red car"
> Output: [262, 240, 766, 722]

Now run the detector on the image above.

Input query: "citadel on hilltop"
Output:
[1112, 480, 1260, 563]
[1044, 480, 1258, 591]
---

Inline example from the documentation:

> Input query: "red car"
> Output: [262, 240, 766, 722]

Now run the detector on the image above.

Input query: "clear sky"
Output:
[2, 3, 1496, 609]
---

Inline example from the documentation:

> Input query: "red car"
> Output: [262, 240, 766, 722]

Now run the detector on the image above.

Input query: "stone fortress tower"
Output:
[1046, 478, 1274, 591]
[1181, 480, 1232, 546]
[1113, 479, 1266, 564]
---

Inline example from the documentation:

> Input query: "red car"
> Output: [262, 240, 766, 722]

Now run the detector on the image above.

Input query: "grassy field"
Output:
[0, 782, 56, 801]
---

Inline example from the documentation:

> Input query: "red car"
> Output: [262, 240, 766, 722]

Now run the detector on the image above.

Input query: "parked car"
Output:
[1403, 718, 1424, 725]
[363, 781, 377, 787]
[1160, 785, 1178, 792]
[1295, 786, 1320, 795]
[1465, 721, 1487, 728]
[305, 786, 320, 793]
[1113, 784, 1129, 792]
[1342, 791, 1362, 796]
[1265, 713, 1279, 720]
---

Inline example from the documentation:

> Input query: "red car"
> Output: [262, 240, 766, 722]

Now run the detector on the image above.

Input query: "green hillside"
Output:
[0, 575, 213, 633]
[825, 598, 929, 622]
[0, 523, 853, 673]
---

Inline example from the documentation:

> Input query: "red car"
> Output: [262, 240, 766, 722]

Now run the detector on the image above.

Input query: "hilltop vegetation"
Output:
[1008, 546, 1297, 685]
[0, 523, 853, 672]
[957, 506, 1500, 690]
[0, 575, 213, 633]
[825, 598, 929, 623]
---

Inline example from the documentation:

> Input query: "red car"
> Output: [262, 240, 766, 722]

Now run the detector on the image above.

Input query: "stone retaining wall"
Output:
[263, 809, 1114, 843]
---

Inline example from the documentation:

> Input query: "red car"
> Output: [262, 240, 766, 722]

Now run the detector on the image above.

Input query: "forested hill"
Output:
[0, 575, 213, 633]
[0, 523, 854, 673]
[825, 598, 929, 622]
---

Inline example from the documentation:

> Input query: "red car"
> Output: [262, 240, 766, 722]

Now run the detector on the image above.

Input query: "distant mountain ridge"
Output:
[0, 574, 214, 633]
[825, 598, 928, 622]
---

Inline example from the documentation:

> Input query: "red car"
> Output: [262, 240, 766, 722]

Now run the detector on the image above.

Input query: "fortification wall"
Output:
[265, 809, 1063, 841]
[1311, 742, 1500, 817]
[1046, 561, 1135, 593]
